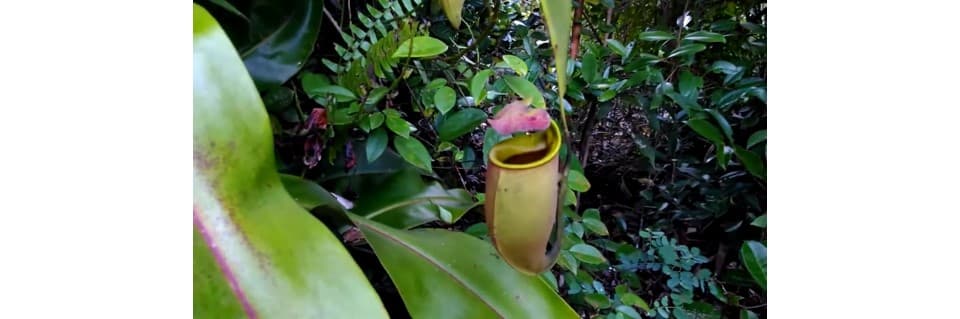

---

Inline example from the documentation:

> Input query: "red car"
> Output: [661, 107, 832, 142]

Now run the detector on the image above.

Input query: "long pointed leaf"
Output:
[539, 0, 571, 101]
[240, 0, 324, 89]
[350, 215, 580, 318]
[193, 5, 388, 318]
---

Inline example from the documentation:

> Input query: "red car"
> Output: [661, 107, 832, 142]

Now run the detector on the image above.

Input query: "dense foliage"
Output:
[194, 0, 766, 318]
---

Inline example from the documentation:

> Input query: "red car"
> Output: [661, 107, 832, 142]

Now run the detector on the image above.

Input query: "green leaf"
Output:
[668, 43, 707, 58]
[620, 293, 651, 312]
[638, 30, 674, 41]
[307, 84, 358, 102]
[734, 146, 765, 179]
[606, 39, 628, 58]
[570, 244, 607, 264]
[206, 0, 248, 21]
[437, 108, 487, 141]
[538, 0, 572, 100]
[350, 216, 580, 318]
[582, 209, 609, 236]
[567, 169, 591, 192]
[740, 310, 760, 319]
[392, 36, 449, 58]
[351, 168, 477, 229]
[470, 69, 494, 102]
[384, 109, 411, 138]
[394, 137, 433, 173]
[705, 109, 733, 143]
[740, 241, 767, 290]
[434, 86, 457, 114]
[366, 127, 389, 163]
[751, 215, 767, 228]
[439, 0, 464, 29]
[502, 54, 529, 76]
[687, 119, 725, 145]
[581, 50, 598, 83]
[747, 130, 766, 149]
[616, 305, 642, 319]
[369, 112, 385, 130]
[238, 0, 324, 89]
[584, 293, 612, 309]
[193, 6, 388, 317]
[503, 75, 546, 108]
[683, 31, 726, 43]
[678, 69, 703, 99]
[709, 60, 740, 74]
[365, 87, 390, 107]
[278, 174, 347, 213]
[658, 245, 679, 265]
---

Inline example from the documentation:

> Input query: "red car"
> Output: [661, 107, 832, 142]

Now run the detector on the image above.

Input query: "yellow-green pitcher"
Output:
[484, 119, 566, 275]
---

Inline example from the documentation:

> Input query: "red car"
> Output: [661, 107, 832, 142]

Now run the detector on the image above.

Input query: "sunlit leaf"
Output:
[193, 5, 388, 317]
[392, 36, 449, 58]
[503, 75, 546, 108]
[350, 215, 580, 318]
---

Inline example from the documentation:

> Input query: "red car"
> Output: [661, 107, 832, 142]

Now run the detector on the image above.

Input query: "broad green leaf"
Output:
[684, 31, 726, 43]
[434, 86, 457, 114]
[740, 241, 767, 290]
[668, 43, 707, 58]
[384, 109, 411, 138]
[470, 69, 494, 102]
[638, 30, 674, 41]
[502, 54, 529, 76]
[392, 36, 449, 58]
[351, 168, 477, 229]
[570, 244, 607, 264]
[606, 39, 628, 58]
[751, 215, 767, 228]
[734, 146, 765, 179]
[278, 174, 347, 213]
[193, 6, 388, 317]
[658, 245, 679, 265]
[394, 136, 433, 172]
[238, 0, 324, 89]
[207, 0, 248, 21]
[710, 60, 740, 74]
[616, 305, 642, 319]
[439, 0, 464, 29]
[366, 127, 389, 162]
[437, 108, 487, 141]
[538, 0, 571, 100]
[620, 293, 651, 312]
[597, 89, 617, 102]
[305, 84, 357, 102]
[584, 293, 612, 309]
[350, 216, 580, 318]
[678, 69, 703, 99]
[567, 169, 591, 192]
[369, 112, 385, 130]
[740, 310, 760, 319]
[581, 50, 598, 83]
[365, 87, 390, 107]
[705, 109, 734, 142]
[582, 209, 609, 236]
[503, 75, 546, 108]
[687, 119, 725, 145]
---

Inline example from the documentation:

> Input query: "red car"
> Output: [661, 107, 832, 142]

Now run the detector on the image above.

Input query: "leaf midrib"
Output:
[359, 221, 507, 318]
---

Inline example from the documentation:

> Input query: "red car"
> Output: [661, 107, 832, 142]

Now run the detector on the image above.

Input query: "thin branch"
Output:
[445, 0, 498, 63]
[323, 6, 344, 36]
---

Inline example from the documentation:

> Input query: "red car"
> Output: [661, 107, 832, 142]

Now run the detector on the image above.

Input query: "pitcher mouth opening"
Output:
[488, 120, 562, 170]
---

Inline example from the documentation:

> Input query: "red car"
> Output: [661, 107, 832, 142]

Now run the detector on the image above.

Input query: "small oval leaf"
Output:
[392, 36, 449, 58]
[394, 137, 433, 173]
[434, 86, 457, 114]
[438, 108, 487, 141]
